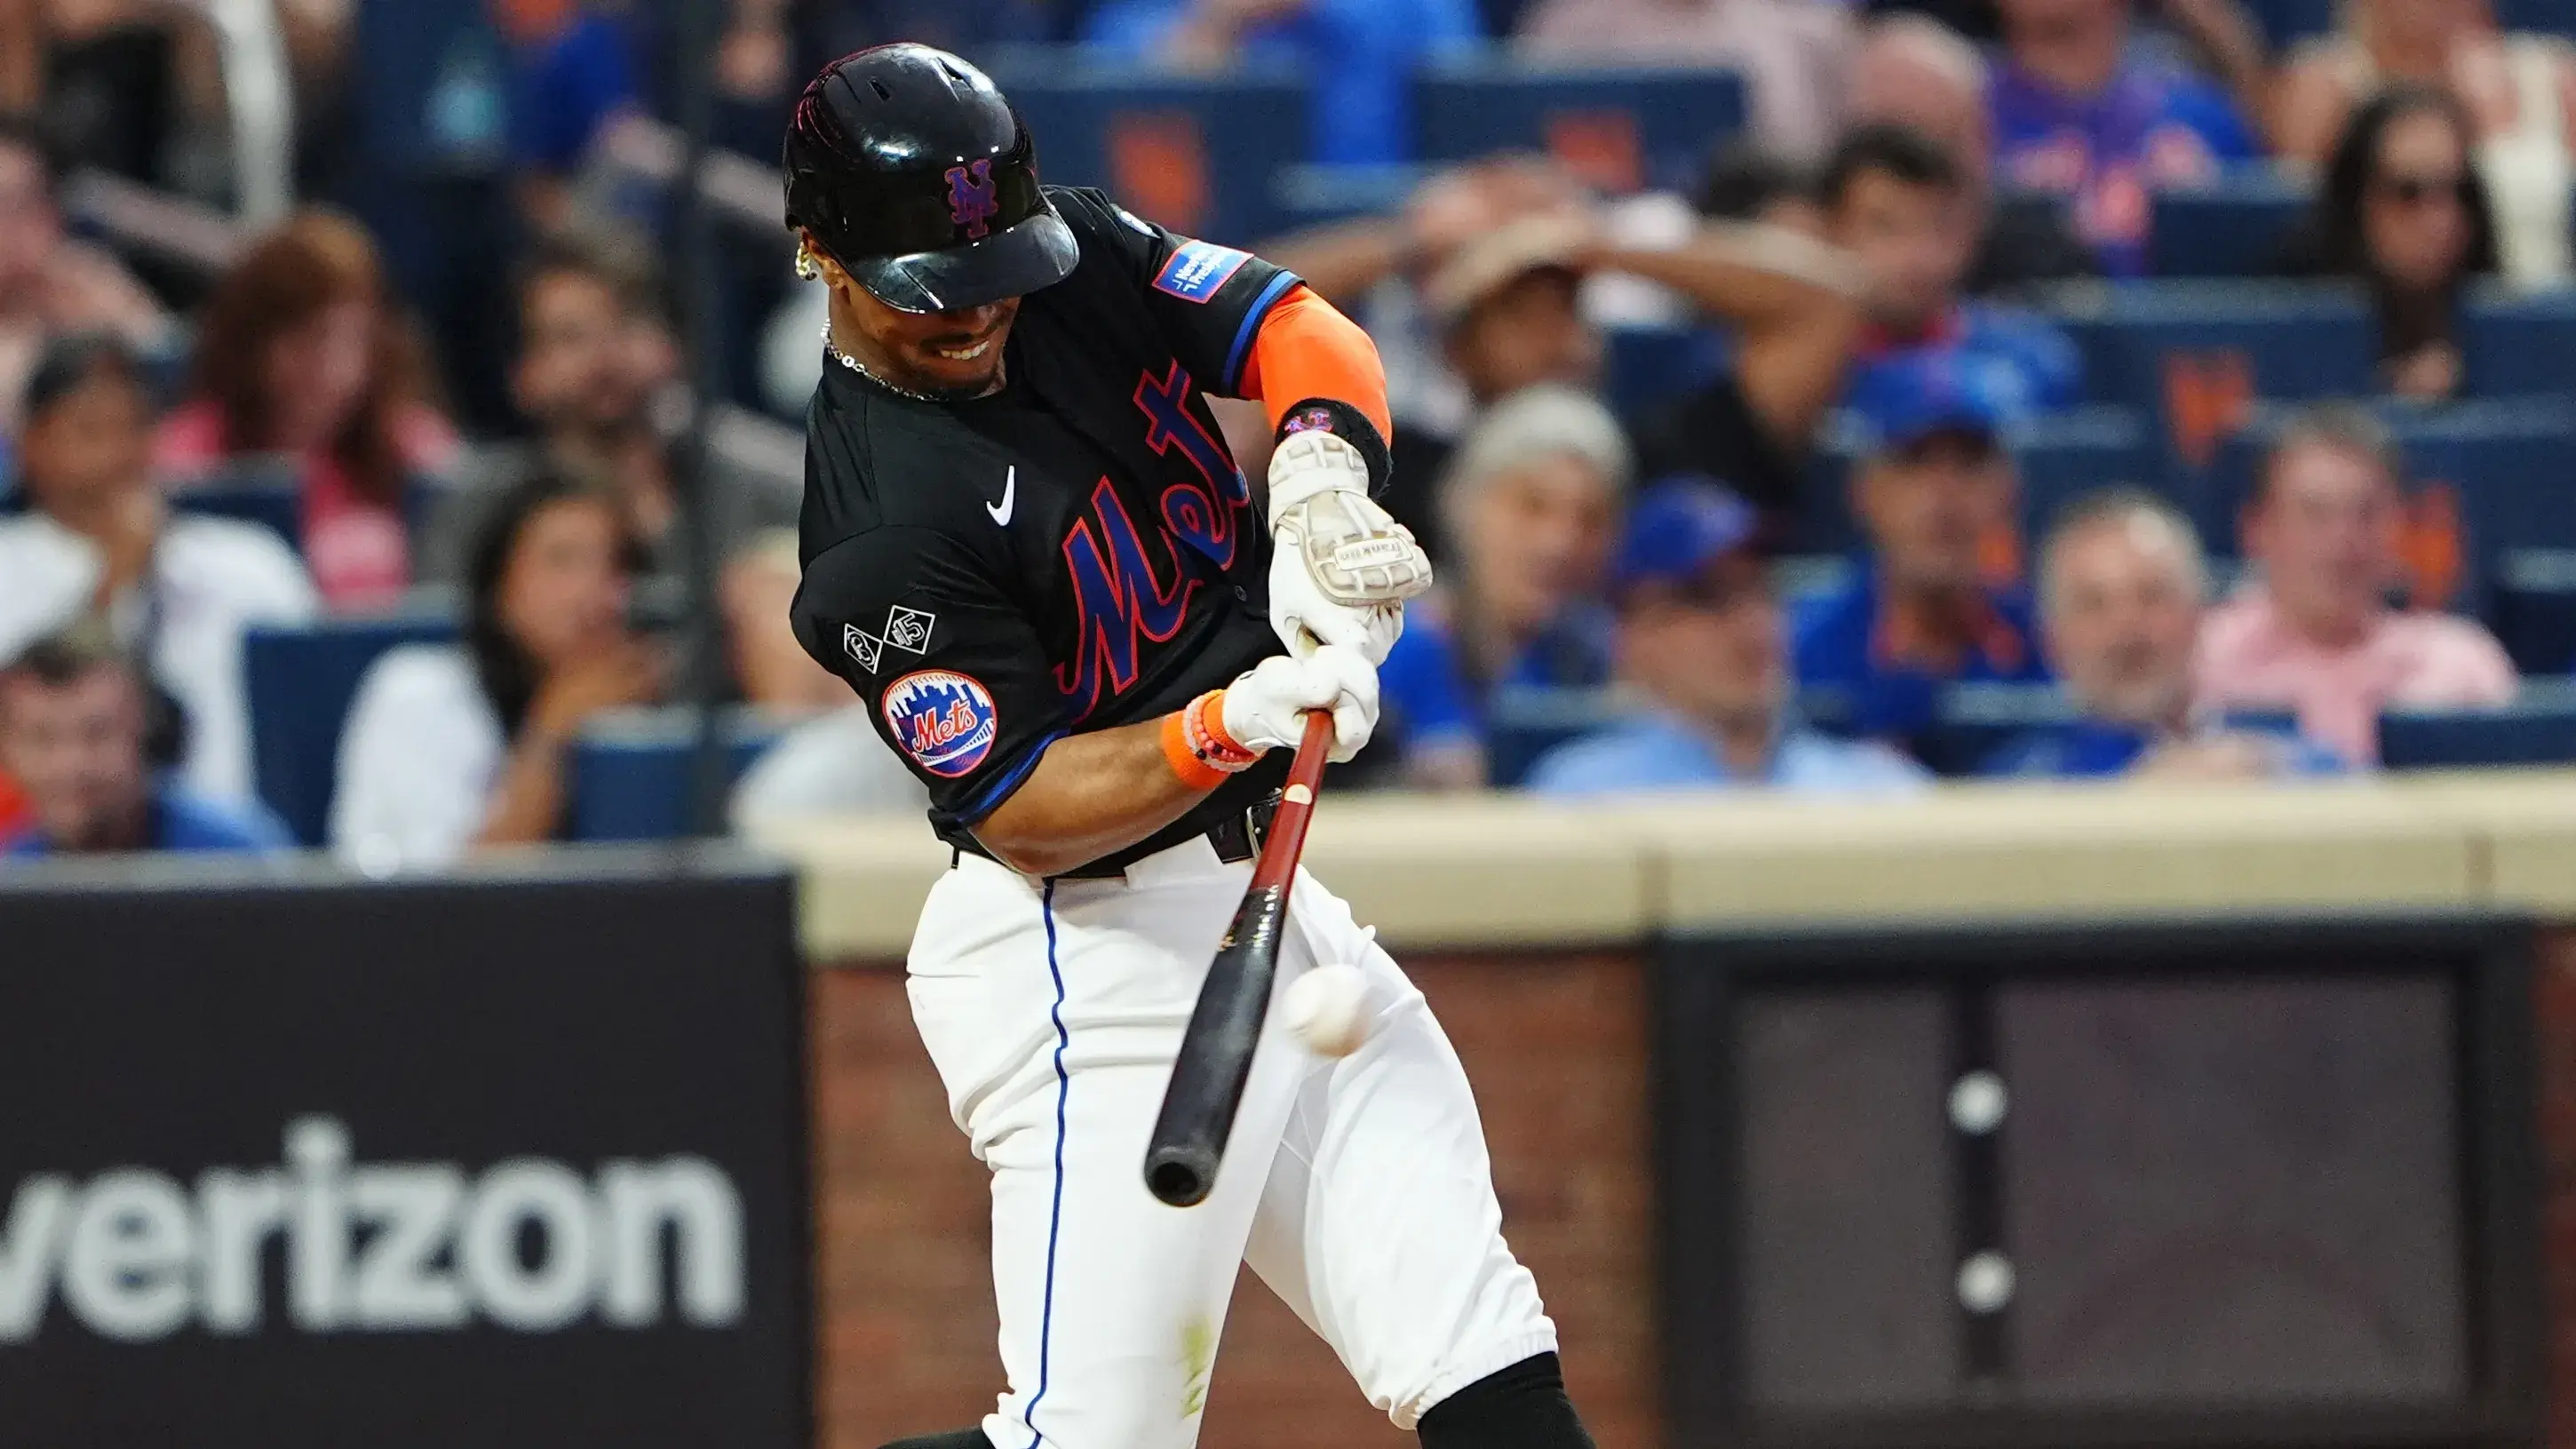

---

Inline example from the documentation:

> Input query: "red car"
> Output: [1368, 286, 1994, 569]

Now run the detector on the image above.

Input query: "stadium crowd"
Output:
[3, 0, 2573, 861]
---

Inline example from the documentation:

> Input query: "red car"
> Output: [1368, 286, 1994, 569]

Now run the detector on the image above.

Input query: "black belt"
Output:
[1053, 789, 1282, 880]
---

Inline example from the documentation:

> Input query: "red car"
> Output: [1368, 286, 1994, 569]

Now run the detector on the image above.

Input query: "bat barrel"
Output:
[1141, 712, 1337, 1210]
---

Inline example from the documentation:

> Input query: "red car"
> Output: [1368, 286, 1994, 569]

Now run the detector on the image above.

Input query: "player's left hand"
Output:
[1267, 431, 1430, 665]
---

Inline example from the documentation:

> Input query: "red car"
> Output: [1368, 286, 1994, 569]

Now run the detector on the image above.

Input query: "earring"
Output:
[794, 241, 821, 282]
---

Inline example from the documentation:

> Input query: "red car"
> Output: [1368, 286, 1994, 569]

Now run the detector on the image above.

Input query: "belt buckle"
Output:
[1244, 789, 1281, 859]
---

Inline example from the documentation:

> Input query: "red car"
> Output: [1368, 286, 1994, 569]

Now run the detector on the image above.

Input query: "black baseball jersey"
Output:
[791, 186, 1303, 871]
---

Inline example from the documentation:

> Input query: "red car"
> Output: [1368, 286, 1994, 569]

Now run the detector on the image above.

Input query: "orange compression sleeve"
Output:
[1235, 284, 1394, 442]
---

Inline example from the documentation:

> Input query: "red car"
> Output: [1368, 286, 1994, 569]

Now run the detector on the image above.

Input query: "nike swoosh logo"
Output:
[987, 466, 1015, 526]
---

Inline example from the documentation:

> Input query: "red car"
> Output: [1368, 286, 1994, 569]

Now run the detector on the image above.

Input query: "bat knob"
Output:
[1145, 1145, 1218, 1207]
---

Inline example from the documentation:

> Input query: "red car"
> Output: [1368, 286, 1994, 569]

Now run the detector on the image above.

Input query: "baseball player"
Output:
[781, 44, 1593, 1449]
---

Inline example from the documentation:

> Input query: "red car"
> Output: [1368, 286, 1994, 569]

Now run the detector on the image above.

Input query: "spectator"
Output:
[1287, 191, 1859, 553]
[157, 210, 458, 609]
[1793, 353, 2049, 746]
[0, 0, 228, 192]
[1255, 158, 1594, 540]
[729, 705, 927, 832]
[1, 620, 292, 858]
[1987, 0, 2262, 276]
[0, 114, 168, 438]
[1376, 385, 1627, 788]
[1528, 478, 1928, 796]
[2278, 86, 2502, 402]
[1848, 14, 2101, 294]
[0, 333, 317, 805]
[425, 227, 800, 593]
[493, 0, 641, 235]
[722, 529, 850, 711]
[1694, 139, 1823, 232]
[0, 759, 25, 837]
[1515, 0, 1856, 160]
[1541, 210, 1864, 534]
[2276, 0, 2574, 283]
[332, 471, 660, 871]
[1818, 123, 2083, 411]
[1080, 0, 1475, 166]
[1985, 489, 2343, 778]
[2197, 403, 2516, 764]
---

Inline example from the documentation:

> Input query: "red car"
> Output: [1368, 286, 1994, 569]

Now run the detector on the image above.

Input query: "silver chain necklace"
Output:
[823, 322, 1003, 402]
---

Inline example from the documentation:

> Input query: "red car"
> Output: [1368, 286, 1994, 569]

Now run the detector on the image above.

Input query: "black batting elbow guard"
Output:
[1274, 395, 1393, 499]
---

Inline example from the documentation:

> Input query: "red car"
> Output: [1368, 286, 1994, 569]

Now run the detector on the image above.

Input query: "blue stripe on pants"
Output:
[1026, 880, 1071, 1447]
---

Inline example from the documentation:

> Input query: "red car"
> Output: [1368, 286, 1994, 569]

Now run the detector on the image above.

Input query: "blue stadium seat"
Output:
[2496, 0, 2576, 40]
[568, 707, 791, 841]
[1270, 163, 1427, 230]
[2493, 550, 2576, 677]
[1603, 324, 1720, 419]
[2014, 406, 2159, 542]
[2462, 288, 2576, 397]
[2241, 0, 2336, 46]
[2059, 281, 2376, 425]
[1923, 681, 2074, 777]
[171, 465, 304, 553]
[1411, 58, 1745, 193]
[2381, 682, 2576, 768]
[1486, 684, 1621, 789]
[976, 62, 1308, 244]
[2150, 171, 2310, 277]
[244, 608, 460, 846]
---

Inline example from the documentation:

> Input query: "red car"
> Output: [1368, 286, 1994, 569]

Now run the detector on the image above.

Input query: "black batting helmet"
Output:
[782, 44, 1077, 314]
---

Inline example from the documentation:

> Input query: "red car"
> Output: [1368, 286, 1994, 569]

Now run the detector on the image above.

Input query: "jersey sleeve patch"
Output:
[882, 668, 1000, 777]
[841, 605, 936, 675]
[1153, 240, 1253, 303]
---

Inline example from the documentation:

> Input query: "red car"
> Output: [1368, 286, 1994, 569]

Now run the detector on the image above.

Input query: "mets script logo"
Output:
[945, 159, 998, 241]
[883, 669, 998, 777]
[1053, 365, 1255, 721]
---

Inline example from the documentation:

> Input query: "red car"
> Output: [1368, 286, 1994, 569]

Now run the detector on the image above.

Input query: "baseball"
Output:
[1283, 962, 1371, 1057]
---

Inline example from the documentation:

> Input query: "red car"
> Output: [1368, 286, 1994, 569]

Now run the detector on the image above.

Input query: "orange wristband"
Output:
[1161, 707, 1230, 790]
[1195, 689, 1256, 762]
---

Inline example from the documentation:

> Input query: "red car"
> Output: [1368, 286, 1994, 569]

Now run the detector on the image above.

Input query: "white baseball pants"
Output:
[903, 839, 1558, 1449]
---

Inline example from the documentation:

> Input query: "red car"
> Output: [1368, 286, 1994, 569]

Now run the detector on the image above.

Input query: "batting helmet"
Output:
[782, 44, 1077, 315]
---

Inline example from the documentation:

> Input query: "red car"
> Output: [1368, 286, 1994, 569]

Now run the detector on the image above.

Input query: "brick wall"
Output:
[812, 951, 1657, 1449]
[823, 929, 2576, 1449]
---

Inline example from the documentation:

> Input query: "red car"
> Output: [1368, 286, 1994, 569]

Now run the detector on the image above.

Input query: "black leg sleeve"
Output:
[879, 1430, 997, 1449]
[1415, 1351, 1596, 1449]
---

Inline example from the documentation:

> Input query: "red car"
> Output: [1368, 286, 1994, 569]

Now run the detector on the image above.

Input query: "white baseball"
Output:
[1282, 962, 1371, 1057]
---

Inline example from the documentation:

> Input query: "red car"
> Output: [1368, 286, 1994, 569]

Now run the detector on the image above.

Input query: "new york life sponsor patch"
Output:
[1153, 240, 1252, 303]
[882, 669, 999, 777]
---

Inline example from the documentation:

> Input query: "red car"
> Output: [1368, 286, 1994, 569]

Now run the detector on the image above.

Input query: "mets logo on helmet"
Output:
[883, 668, 999, 777]
[946, 159, 998, 241]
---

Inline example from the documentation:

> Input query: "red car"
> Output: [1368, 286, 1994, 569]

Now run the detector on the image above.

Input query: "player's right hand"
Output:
[1220, 645, 1379, 764]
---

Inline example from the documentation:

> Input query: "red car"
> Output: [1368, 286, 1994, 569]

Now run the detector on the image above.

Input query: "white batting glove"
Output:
[1220, 645, 1379, 764]
[1267, 431, 1431, 665]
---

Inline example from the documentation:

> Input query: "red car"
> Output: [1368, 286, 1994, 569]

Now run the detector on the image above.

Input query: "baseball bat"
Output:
[1143, 709, 1338, 1208]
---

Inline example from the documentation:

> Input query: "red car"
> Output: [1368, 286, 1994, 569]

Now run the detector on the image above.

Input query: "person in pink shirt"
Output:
[155, 209, 457, 609]
[2195, 402, 2516, 761]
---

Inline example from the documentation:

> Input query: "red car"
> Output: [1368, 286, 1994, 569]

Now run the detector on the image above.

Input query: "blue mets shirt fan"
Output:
[1793, 352, 2050, 744]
